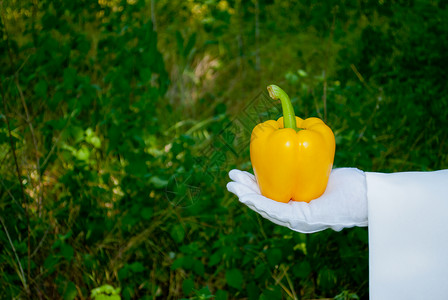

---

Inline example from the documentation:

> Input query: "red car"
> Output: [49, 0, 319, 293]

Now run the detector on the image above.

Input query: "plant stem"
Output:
[267, 85, 297, 130]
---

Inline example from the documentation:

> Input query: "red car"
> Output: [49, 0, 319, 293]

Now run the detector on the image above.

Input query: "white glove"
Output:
[227, 168, 368, 233]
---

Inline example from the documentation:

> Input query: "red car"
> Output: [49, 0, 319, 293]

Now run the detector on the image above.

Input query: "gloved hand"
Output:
[226, 168, 368, 233]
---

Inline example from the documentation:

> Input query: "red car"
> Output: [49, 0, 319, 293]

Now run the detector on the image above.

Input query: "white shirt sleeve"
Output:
[366, 170, 448, 300]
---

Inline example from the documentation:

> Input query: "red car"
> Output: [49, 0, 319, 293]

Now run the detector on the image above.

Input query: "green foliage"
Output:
[1, 0, 448, 299]
[91, 284, 121, 300]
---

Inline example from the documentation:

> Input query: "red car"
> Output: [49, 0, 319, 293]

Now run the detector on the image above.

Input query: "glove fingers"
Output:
[227, 181, 260, 198]
[233, 184, 348, 234]
[240, 195, 331, 233]
[238, 194, 292, 227]
[240, 194, 303, 222]
[228, 169, 258, 190]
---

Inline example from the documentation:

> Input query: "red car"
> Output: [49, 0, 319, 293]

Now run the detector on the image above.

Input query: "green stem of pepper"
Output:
[267, 85, 298, 131]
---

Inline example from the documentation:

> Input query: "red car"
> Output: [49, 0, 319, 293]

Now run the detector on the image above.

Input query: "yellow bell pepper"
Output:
[250, 85, 335, 203]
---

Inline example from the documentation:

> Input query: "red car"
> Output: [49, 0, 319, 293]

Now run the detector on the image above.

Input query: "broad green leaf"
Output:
[43, 255, 60, 274]
[215, 290, 228, 300]
[170, 257, 183, 270]
[140, 207, 153, 220]
[88, 136, 101, 148]
[193, 259, 204, 277]
[63, 281, 77, 300]
[225, 268, 243, 290]
[260, 285, 282, 300]
[129, 262, 144, 273]
[181, 255, 194, 269]
[182, 278, 194, 296]
[266, 248, 282, 267]
[208, 251, 222, 267]
[122, 286, 133, 300]
[196, 286, 212, 298]
[76, 145, 90, 161]
[247, 282, 259, 300]
[254, 263, 266, 279]
[60, 243, 74, 262]
[118, 267, 129, 280]
[91, 285, 121, 300]
[293, 261, 311, 279]
[63, 68, 77, 90]
[34, 80, 48, 98]
[70, 126, 85, 143]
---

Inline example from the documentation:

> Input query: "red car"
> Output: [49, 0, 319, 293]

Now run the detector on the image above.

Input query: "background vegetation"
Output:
[1, 0, 447, 299]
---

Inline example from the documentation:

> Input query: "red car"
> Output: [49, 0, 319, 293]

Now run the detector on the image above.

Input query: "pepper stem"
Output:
[267, 85, 297, 130]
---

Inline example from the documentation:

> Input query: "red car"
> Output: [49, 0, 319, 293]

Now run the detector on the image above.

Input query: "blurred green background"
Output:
[1, 0, 447, 299]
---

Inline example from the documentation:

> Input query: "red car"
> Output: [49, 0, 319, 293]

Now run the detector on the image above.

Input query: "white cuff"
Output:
[366, 170, 448, 300]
